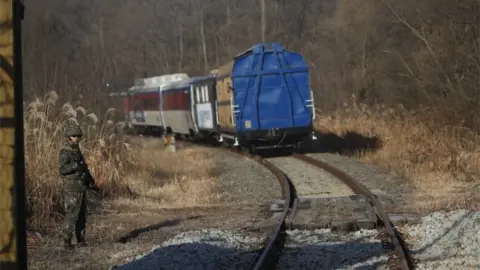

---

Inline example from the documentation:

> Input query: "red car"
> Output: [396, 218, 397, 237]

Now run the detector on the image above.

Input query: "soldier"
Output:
[58, 120, 98, 250]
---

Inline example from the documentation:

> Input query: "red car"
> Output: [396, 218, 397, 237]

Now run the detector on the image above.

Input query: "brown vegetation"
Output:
[23, 0, 480, 215]
[112, 137, 222, 211]
[25, 91, 220, 230]
[24, 91, 130, 229]
[317, 101, 480, 213]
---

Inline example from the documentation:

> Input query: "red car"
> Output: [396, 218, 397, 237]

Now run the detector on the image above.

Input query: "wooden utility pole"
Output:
[0, 0, 27, 269]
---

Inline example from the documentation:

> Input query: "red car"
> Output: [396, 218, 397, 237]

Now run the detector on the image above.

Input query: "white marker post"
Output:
[163, 134, 176, 152]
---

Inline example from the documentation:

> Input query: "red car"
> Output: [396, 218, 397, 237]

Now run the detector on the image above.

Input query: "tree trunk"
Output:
[178, 23, 184, 71]
[199, 8, 209, 71]
[261, 0, 266, 42]
[226, 1, 231, 26]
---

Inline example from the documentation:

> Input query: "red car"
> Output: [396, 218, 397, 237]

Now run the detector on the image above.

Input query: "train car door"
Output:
[216, 76, 234, 129]
[132, 98, 145, 123]
[159, 86, 166, 129]
[193, 79, 216, 130]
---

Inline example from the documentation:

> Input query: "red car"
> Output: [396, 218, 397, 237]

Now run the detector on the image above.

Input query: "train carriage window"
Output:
[174, 92, 179, 110]
[180, 91, 185, 109]
[178, 92, 182, 109]
[203, 86, 209, 102]
[167, 93, 172, 110]
[174, 92, 178, 110]
[195, 87, 200, 104]
[170, 94, 173, 110]
[163, 93, 168, 110]
[205, 86, 209, 102]
[205, 85, 210, 102]
[134, 100, 141, 110]
[165, 93, 170, 110]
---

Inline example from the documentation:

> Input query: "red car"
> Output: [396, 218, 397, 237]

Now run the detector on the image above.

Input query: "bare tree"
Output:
[261, 0, 266, 42]
[22, 0, 480, 127]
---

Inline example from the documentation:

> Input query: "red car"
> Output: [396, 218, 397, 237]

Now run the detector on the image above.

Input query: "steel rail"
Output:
[222, 149, 296, 270]
[292, 153, 414, 270]
[245, 154, 296, 270]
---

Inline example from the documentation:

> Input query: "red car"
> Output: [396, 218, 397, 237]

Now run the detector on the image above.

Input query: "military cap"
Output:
[63, 120, 83, 137]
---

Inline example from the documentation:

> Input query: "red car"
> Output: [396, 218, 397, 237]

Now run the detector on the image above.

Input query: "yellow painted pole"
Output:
[0, 0, 26, 269]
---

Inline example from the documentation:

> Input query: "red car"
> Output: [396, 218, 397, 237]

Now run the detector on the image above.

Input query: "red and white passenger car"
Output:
[122, 74, 189, 135]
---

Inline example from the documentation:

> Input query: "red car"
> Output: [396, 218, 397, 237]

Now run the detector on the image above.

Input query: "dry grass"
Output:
[24, 91, 221, 231]
[111, 138, 223, 210]
[24, 91, 133, 229]
[316, 100, 480, 213]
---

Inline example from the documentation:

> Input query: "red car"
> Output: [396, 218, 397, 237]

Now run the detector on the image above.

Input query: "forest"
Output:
[23, 0, 479, 127]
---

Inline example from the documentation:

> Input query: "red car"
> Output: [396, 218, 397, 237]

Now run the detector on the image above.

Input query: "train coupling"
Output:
[266, 128, 282, 139]
[311, 131, 317, 140]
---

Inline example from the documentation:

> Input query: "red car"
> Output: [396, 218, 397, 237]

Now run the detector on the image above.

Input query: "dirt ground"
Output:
[27, 136, 278, 270]
[28, 203, 275, 270]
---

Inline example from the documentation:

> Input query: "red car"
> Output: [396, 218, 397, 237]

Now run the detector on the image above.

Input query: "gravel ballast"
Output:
[111, 209, 480, 269]
[306, 153, 409, 202]
[213, 150, 281, 204]
[111, 229, 262, 270]
[267, 156, 355, 197]
[278, 229, 388, 269]
[111, 228, 389, 270]
[399, 209, 480, 269]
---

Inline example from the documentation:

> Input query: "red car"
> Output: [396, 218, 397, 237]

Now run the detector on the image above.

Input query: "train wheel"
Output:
[221, 141, 229, 148]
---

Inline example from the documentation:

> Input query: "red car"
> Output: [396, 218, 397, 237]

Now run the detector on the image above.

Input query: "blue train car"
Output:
[213, 43, 316, 150]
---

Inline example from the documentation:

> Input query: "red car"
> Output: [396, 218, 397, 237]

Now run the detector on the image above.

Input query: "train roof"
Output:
[161, 79, 190, 91]
[128, 73, 190, 93]
[162, 75, 215, 91]
[234, 43, 285, 59]
[189, 74, 215, 82]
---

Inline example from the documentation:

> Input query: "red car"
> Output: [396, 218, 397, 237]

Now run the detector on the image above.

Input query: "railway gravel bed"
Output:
[112, 209, 480, 269]
[213, 150, 281, 204]
[399, 209, 480, 269]
[305, 153, 409, 203]
[267, 156, 355, 197]
[278, 229, 389, 269]
[111, 229, 262, 270]
[111, 228, 390, 270]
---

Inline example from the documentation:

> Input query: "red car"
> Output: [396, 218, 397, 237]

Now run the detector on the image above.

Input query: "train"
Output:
[113, 43, 317, 151]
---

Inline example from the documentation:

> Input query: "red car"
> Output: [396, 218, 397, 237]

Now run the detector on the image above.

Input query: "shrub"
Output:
[24, 91, 132, 229]
[317, 99, 480, 212]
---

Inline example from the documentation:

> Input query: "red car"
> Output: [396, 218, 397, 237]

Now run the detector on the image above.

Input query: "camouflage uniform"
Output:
[58, 121, 96, 249]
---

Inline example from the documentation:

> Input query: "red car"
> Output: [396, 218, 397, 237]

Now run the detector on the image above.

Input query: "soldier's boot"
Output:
[64, 237, 74, 250]
[76, 234, 88, 247]
[77, 239, 88, 247]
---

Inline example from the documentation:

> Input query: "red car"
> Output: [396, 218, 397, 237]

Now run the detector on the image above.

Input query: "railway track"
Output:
[143, 137, 414, 269]
[229, 150, 415, 270]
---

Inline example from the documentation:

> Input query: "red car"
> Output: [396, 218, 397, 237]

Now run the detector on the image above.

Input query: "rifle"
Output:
[72, 148, 100, 191]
